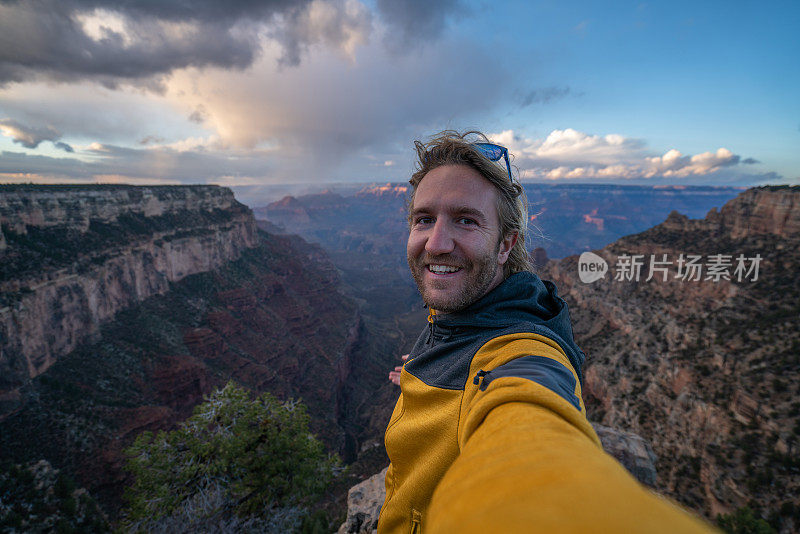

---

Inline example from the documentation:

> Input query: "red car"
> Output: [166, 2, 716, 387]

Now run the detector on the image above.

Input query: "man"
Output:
[378, 131, 714, 533]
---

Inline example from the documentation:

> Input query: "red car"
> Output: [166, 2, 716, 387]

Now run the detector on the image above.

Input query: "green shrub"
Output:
[0, 460, 108, 533]
[121, 382, 341, 533]
[717, 506, 776, 534]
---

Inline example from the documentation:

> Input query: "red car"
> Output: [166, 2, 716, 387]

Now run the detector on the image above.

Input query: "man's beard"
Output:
[407, 244, 501, 313]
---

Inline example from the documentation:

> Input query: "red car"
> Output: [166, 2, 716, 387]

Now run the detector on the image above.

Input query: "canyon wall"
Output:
[0, 184, 249, 231]
[0, 185, 258, 416]
[0, 185, 367, 518]
[669, 185, 800, 239]
[542, 185, 800, 530]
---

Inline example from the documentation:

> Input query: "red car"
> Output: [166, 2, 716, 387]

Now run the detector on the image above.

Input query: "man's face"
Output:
[407, 164, 516, 313]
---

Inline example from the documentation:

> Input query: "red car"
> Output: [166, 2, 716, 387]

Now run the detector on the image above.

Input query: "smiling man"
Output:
[406, 163, 516, 312]
[378, 131, 713, 533]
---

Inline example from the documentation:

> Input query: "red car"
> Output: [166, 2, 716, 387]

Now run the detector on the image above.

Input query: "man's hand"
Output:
[388, 354, 409, 386]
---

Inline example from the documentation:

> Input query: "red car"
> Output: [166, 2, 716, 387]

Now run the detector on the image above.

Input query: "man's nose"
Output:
[425, 220, 455, 255]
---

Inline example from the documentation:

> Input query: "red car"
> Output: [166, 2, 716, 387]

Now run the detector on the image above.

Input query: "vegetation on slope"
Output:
[122, 382, 341, 533]
[0, 231, 358, 522]
[0, 460, 108, 533]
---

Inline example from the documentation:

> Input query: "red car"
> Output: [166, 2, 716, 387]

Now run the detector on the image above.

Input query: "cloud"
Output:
[518, 86, 572, 107]
[645, 147, 739, 177]
[0, 141, 276, 184]
[573, 20, 589, 35]
[188, 106, 208, 124]
[0, 4, 508, 185]
[375, 0, 463, 51]
[0, 0, 374, 86]
[0, 81, 199, 147]
[499, 128, 647, 169]
[2, 2, 779, 189]
[495, 128, 760, 183]
[0, 0, 462, 87]
[162, 36, 510, 182]
[0, 118, 60, 148]
[54, 141, 74, 152]
[271, 0, 372, 66]
[139, 135, 166, 146]
[742, 157, 759, 164]
[0, 118, 72, 151]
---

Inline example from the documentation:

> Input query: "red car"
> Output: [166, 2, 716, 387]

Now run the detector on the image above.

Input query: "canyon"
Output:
[2, 183, 797, 531]
[256, 183, 742, 260]
[0, 185, 401, 519]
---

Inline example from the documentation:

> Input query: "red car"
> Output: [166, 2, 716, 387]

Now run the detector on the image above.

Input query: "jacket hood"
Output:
[430, 271, 586, 383]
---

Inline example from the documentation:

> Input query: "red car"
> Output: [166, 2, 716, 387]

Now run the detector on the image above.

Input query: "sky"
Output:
[0, 0, 798, 188]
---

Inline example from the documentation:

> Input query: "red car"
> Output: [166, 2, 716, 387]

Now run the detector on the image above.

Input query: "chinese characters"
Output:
[613, 253, 762, 283]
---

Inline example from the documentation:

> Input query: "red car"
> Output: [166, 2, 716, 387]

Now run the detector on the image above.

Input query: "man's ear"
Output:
[497, 232, 518, 265]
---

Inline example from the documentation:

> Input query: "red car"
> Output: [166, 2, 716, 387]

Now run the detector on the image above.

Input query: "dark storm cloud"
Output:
[0, 0, 460, 86]
[0, 118, 62, 148]
[54, 141, 74, 152]
[376, 0, 463, 50]
[0, 150, 94, 178]
[0, 143, 273, 183]
[56, 0, 300, 23]
[0, 0, 364, 85]
[270, 0, 373, 67]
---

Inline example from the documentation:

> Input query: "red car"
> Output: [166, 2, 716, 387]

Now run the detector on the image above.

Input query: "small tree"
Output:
[122, 382, 341, 533]
[717, 507, 776, 534]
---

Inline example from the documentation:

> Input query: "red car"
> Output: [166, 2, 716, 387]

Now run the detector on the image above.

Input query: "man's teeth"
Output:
[429, 264, 460, 274]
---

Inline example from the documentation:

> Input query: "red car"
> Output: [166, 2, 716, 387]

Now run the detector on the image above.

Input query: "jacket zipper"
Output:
[473, 369, 489, 390]
[410, 508, 422, 534]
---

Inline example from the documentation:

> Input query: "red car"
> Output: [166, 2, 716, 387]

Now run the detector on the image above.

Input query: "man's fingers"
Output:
[389, 355, 410, 386]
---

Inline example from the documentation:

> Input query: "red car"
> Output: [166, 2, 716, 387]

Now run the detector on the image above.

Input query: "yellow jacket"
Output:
[379, 272, 714, 533]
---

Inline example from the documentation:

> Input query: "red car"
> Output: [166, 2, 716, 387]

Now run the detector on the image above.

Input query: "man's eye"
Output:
[415, 216, 434, 225]
[457, 217, 477, 225]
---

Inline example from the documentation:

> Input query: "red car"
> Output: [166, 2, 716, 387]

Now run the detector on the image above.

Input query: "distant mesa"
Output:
[256, 183, 743, 261]
[356, 183, 410, 198]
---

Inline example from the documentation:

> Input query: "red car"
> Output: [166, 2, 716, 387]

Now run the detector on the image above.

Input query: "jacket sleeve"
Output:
[426, 334, 717, 533]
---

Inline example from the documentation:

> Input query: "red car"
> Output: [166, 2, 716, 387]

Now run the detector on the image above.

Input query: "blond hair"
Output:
[408, 130, 532, 276]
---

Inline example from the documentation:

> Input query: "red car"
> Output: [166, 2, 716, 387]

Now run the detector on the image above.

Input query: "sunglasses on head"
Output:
[473, 142, 515, 184]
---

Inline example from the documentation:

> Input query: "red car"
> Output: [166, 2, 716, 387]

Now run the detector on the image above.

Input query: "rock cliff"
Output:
[0, 185, 257, 417]
[0, 228, 363, 520]
[0, 184, 387, 523]
[716, 185, 800, 238]
[542, 186, 800, 531]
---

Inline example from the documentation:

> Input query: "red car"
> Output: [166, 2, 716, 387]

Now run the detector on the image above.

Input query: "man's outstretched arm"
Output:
[427, 336, 717, 533]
